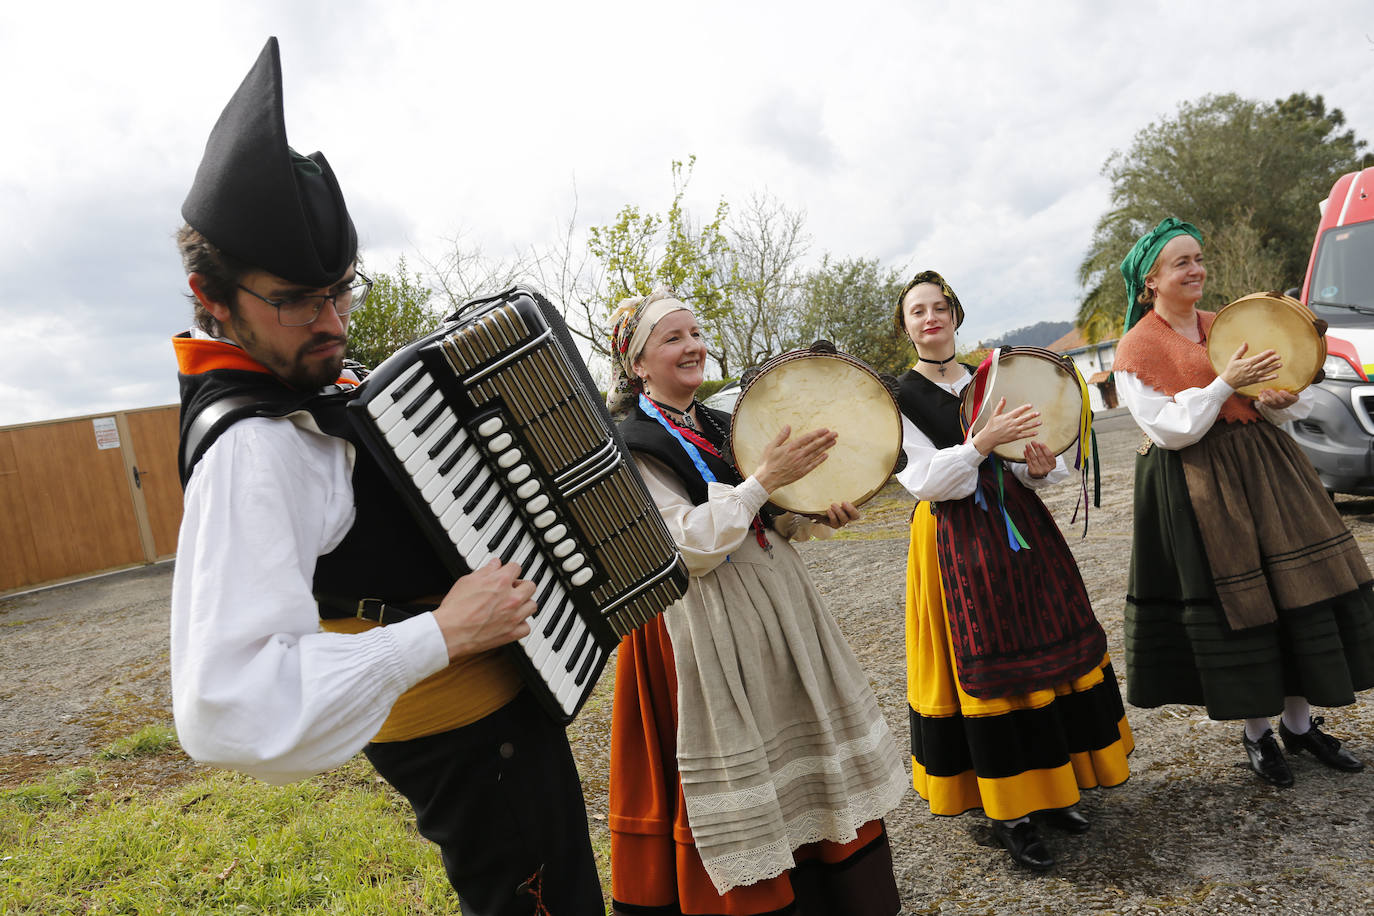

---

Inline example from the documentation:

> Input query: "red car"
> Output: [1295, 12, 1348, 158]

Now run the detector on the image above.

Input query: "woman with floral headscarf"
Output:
[893, 270, 1133, 871]
[605, 288, 909, 915]
[1114, 217, 1374, 788]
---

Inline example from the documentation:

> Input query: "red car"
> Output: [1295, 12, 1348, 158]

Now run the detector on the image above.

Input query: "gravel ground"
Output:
[3, 411, 1373, 914]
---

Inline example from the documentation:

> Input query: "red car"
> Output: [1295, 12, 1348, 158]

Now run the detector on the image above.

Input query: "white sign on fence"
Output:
[92, 417, 121, 450]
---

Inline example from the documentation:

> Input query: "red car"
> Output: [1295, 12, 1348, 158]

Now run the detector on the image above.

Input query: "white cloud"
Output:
[2, 0, 1372, 424]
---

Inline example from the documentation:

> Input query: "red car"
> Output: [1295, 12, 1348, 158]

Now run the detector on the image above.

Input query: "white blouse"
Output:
[1115, 371, 1315, 450]
[634, 455, 835, 578]
[170, 415, 450, 785]
[895, 372, 1069, 503]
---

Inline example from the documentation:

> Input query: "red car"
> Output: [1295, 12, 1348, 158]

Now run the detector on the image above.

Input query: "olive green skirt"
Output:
[1125, 430, 1374, 720]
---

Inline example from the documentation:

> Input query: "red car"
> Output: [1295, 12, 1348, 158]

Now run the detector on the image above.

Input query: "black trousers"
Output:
[365, 688, 604, 915]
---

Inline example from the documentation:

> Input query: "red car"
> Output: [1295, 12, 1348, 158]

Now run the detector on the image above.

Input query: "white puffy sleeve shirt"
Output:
[895, 372, 1069, 503]
[170, 416, 450, 784]
[634, 455, 835, 578]
[1115, 371, 1315, 450]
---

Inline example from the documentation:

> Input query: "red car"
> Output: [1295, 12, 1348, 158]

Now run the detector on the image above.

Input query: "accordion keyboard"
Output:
[350, 289, 687, 721]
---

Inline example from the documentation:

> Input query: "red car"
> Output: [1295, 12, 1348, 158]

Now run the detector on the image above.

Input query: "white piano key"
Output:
[367, 362, 424, 420]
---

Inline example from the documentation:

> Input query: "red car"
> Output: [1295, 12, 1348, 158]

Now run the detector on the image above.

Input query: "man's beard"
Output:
[231, 317, 346, 391]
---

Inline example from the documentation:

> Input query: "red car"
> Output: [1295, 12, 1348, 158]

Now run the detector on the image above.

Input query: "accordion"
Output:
[348, 287, 688, 722]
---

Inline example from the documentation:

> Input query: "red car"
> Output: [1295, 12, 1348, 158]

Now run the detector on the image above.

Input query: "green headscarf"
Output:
[1119, 217, 1203, 334]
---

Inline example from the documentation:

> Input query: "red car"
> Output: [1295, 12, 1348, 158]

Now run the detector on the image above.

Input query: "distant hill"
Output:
[978, 320, 1074, 349]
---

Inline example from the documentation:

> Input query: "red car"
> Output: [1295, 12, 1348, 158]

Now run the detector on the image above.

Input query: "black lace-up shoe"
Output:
[1279, 716, 1365, 772]
[1243, 729, 1294, 787]
[991, 820, 1055, 870]
[1039, 806, 1090, 834]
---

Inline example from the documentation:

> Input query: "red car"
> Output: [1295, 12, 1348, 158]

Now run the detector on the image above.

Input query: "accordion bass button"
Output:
[476, 417, 504, 437]
[526, 494, 550, 513]
[544, 524, 567, 543]
[534, 510, 557, 528]
[488, 432, 513, 451]
[497, 449, 523, 469]
[516, 479, 541, 500]
[507, 464, 532, 483]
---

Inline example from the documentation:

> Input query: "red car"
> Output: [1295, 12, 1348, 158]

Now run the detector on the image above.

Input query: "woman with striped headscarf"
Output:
[605, 287, 908, 915]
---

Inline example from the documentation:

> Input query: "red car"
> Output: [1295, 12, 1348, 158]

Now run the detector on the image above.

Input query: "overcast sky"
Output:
[2, 0, 1371, 426]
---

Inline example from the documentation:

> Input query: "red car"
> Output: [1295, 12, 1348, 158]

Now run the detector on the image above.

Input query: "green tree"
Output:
[798, 255, 911, 376]
[1077, 92, 1371, 340]
[586, 156, 733, 371]
[346, 256, 441, 369]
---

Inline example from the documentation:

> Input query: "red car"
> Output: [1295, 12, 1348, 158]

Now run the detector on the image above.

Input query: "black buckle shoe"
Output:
[1279, 716, 1365, 772]
[1039, 805, 1090, 834]
[990, 820, 1055, 870]
[1243, 729, 1294, 787]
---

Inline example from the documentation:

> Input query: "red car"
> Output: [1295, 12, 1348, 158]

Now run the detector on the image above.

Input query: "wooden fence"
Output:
[0, 405, 182, 595]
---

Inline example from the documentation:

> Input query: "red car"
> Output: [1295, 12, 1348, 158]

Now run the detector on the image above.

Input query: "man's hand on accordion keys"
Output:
[434, 559, 537, 662]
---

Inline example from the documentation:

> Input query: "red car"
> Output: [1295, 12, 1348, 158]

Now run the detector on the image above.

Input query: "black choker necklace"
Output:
[918, 354, 957, 377]
[651, 397, 698, 430]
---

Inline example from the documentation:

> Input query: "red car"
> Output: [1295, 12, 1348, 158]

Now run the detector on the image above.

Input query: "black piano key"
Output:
[388, 366, 424, 402]
[412, 398, 447, 437]
[438, 436, 475, 475]
[474, 488, 505, 528]
[574, 643, 600, 686]
[487, 511, 519, 553]
[540, 594, 568, 638]
[499, 532, 525, 565]
[401, 381, 438, 420]
[425, 420, 459, 459]
[564, 625, 592, 673]
[515, 542, 541, 576]
[551, 601, 579, 651]
[445, 436, 483, 477]
[461, 473, 495, 514]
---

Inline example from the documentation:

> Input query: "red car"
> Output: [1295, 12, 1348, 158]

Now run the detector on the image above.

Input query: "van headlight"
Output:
[1323, 353, 1364, 381]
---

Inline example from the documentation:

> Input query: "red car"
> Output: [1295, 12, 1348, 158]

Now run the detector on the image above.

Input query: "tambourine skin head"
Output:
[961, 347, 1084, 462]
[730, 351, 903, 515]
[1207, 293, 1325, 398]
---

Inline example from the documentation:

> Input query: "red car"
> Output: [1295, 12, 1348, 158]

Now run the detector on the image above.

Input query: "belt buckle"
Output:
[355, 598, 386, 622]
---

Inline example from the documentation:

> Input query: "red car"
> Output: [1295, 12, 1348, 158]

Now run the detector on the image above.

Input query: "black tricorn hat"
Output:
[181, 37, 357, 288]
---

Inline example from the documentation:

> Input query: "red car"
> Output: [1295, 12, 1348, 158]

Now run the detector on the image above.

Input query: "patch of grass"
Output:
[97, 724, 179, 760]
[0, 756, 469, 915]
[1, 767, 98, 812]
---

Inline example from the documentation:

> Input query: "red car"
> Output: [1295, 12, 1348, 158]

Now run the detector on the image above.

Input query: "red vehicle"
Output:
[1286, 166, 1374, 493]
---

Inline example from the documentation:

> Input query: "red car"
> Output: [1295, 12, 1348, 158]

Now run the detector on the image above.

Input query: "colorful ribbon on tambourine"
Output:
[962, 348, 1029, 552]
[1067, 359, 1101, 537]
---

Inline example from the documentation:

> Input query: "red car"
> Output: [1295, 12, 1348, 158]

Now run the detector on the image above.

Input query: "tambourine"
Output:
[730, 345, 902, 516]
[960, 346, 1087, 462]
[1206, 292, 1326, 398]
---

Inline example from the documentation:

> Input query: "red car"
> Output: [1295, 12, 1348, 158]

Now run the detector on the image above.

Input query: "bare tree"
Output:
[714, 193, 810, 375]
[419, 228, 535, 315]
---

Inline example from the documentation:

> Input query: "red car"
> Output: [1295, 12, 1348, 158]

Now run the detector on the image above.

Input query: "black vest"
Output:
[177, 365, 457, 613]
[618, 401, 785, 531]
[895, 366, 977, 449]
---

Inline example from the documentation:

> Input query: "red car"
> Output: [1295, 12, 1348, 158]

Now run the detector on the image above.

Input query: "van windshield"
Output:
[1310, 222, 1374, 326]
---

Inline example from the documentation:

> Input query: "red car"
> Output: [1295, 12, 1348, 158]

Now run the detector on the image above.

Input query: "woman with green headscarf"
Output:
[1114, 217, 1374, 788]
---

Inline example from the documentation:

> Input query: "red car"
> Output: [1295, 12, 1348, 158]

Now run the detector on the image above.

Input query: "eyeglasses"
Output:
[236, 271, 373, 327]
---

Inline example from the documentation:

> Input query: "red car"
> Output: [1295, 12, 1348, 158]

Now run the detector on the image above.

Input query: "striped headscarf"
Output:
[606, 287, 691, 418]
